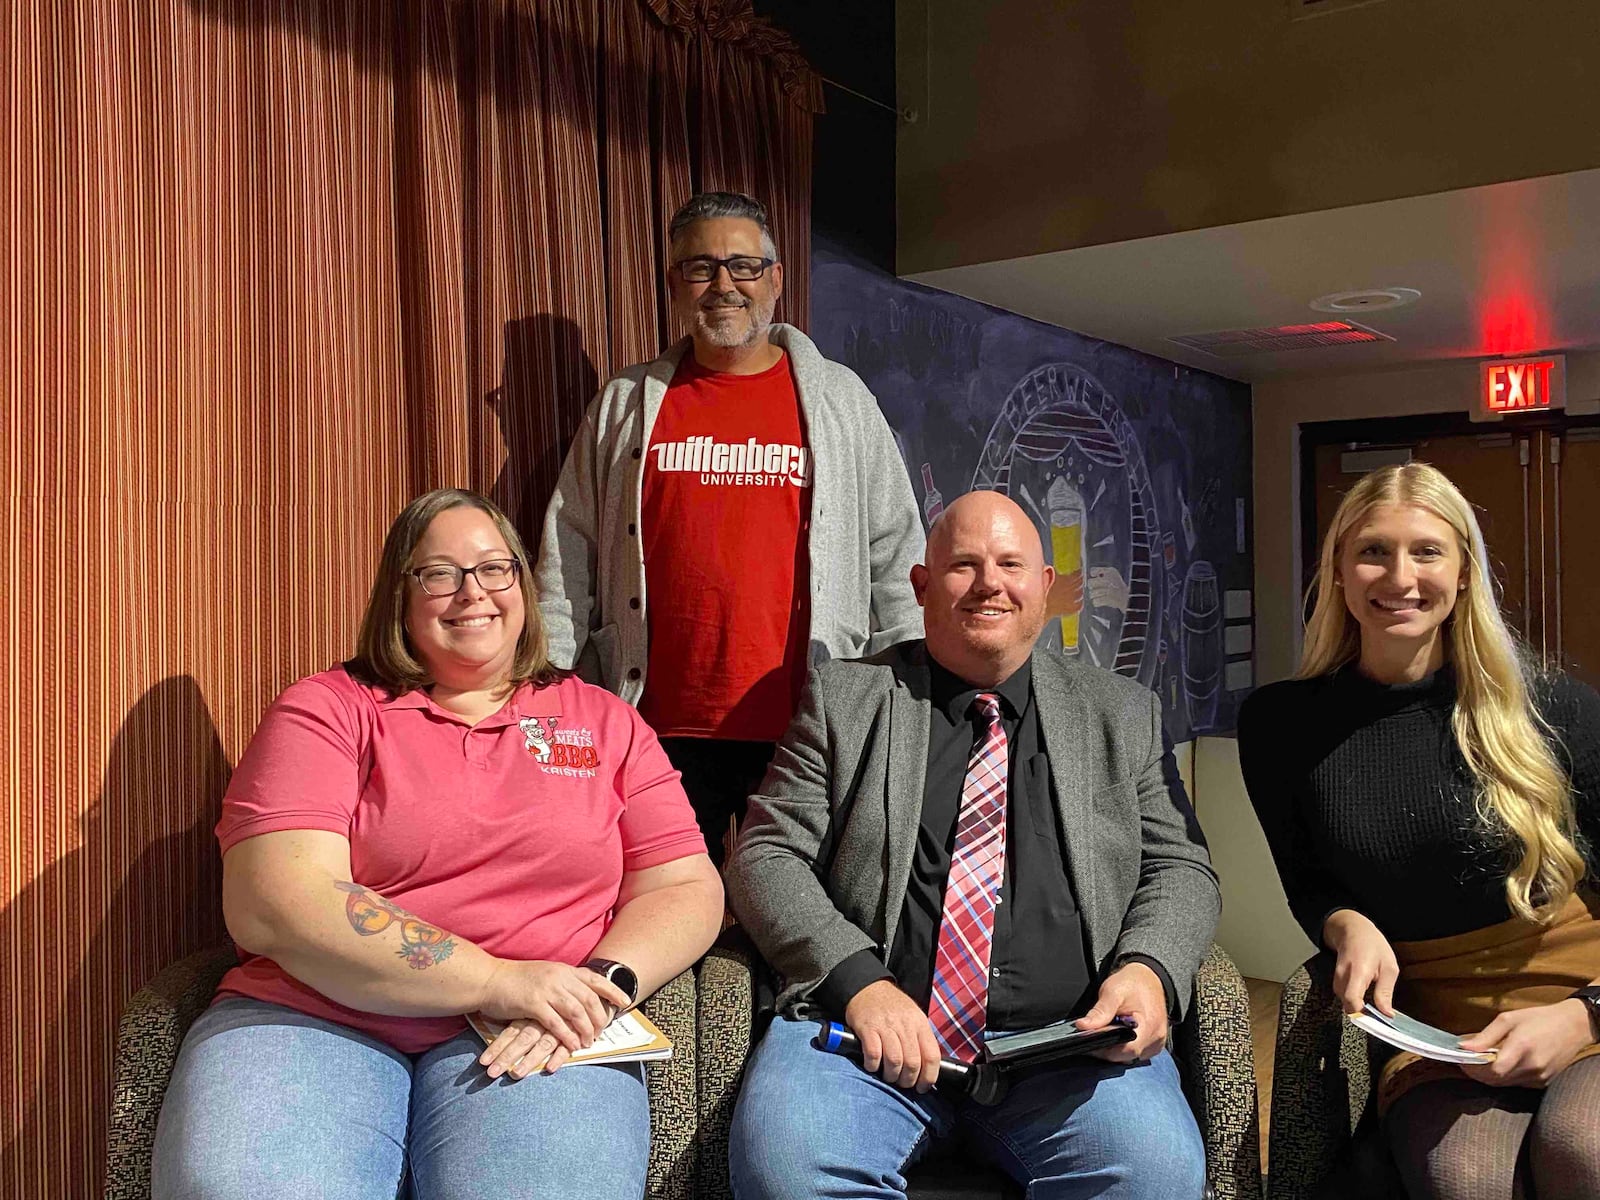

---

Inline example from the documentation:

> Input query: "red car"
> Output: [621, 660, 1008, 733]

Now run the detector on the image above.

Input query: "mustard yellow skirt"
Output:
[1376, 890, 1600, 1113]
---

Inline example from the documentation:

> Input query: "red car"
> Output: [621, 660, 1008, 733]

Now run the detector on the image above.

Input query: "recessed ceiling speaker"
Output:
[1309, 287, 1422, 313]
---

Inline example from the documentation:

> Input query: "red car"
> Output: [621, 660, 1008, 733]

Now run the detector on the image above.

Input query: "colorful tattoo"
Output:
[334, 881, 457, 970]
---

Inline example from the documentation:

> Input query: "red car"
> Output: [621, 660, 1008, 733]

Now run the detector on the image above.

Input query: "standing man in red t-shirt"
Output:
[534, 192, 923, 862]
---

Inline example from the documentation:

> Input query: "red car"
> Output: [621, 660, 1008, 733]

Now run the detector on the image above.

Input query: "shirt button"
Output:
[627, 523, 637, 536]
[991, 968, 1001, 977]
[631, 447, 642, 460]
[629, 597, 640, 610]
[627, 667, 641, 680]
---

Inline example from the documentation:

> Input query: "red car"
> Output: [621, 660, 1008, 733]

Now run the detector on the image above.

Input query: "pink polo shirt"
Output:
[213, 665, 706, 1053]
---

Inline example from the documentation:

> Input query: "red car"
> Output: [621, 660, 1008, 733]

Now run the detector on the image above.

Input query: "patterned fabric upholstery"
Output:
[694, 930, 758, 1200]
[643, 966, 700, 1200]
[104, 944, 701, 1200]
[1267, 952, 1381, 1200]
[693, 940, 1262, 1200]
[105, 943, 238, 1200]
[1176, 944, 1263, 1200]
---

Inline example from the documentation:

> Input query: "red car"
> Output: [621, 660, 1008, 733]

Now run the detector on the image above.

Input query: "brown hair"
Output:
[350, 489, 563, 695]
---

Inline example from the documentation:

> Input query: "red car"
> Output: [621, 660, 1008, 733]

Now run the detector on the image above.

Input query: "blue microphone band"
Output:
[811, 1021, 989, 1096]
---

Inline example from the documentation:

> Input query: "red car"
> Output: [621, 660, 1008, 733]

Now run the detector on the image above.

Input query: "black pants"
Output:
[658, 737, 776, 868]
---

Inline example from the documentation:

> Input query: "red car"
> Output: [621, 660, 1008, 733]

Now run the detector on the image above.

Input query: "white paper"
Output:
[1224, 624, 1253, 655]
[580, 1013, 661, 1055]
[1224, 660, 1253, 692]
[1349, 1007, 1494, 1065]
[1224, 589, 1252, 620]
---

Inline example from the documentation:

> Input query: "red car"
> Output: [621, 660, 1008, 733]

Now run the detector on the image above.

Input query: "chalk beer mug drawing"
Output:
[1047, 477, 1085, 655]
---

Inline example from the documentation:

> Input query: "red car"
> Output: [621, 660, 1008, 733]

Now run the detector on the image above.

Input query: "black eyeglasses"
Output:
[406, 559, 521, 597]
[673, 255, 775, 283]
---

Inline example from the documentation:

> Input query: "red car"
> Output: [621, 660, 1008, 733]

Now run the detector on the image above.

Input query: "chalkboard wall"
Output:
[810, 238, 1256, 741]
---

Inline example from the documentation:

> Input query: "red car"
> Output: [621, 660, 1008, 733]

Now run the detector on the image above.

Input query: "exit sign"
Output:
[1475, 355, 1566, 421]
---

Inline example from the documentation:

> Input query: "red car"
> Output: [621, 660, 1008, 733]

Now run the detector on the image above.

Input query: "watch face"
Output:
[583, 957, 639, 1005]
[607, 964, 639, 1004]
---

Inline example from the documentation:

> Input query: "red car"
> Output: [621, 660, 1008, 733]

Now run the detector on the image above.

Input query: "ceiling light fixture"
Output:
[1310, 287, 1421, 314]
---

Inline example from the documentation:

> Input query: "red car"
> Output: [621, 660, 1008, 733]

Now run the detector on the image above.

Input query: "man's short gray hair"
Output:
[668, 191, 779, 261]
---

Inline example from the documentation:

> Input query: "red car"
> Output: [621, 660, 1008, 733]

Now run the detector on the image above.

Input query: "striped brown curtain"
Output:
[0, 1, 817, 1195]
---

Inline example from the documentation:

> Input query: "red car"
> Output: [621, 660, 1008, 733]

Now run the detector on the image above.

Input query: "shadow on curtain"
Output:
[0, 1, 817, 1195]
[1, 678, 229, 1198]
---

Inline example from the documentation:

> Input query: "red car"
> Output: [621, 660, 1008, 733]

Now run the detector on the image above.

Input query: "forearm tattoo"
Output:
[334, 881, 457, 970]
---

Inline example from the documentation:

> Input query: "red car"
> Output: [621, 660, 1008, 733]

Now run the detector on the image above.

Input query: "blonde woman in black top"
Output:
[1240, 462, 1600, 1200]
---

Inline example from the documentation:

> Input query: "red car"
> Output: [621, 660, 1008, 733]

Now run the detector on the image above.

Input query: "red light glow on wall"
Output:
[1478, 294, 1551, 357]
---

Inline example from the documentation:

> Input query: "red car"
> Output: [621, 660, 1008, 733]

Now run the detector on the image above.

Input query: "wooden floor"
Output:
[1244, 977, 1283, 1177]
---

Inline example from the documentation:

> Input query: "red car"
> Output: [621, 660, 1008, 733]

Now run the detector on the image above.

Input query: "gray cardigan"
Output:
[726, 641, 1222, 1020]
[533, 325, 925, 705]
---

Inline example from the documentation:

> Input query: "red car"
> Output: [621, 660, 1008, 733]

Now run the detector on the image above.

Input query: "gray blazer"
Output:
[726, 640, 1221, 1021]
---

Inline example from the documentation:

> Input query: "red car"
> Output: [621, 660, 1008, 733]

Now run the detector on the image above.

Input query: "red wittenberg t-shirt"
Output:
[639, 351, 811, 741]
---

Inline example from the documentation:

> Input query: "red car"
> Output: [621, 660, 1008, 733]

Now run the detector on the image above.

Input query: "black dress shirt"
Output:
[816, 658, 1098, 1031]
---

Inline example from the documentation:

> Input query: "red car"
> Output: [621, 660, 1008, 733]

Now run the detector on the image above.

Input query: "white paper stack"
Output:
[1347, 1005, 1495, 1064]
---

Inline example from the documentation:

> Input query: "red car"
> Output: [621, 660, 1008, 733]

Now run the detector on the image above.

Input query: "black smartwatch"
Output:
[583, 958, 640, 1009]
[1573, 985, 1600, 1043]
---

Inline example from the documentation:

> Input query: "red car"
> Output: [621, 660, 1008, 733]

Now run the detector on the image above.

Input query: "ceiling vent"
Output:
[1290, 0, 1392, 20]
[1167, 320, 1393, 358]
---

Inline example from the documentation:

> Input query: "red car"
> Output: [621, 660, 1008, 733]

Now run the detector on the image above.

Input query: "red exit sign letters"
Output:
[1476, 355, 1566, 421]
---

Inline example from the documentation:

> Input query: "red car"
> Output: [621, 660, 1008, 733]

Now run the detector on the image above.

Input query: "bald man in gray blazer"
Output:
[726, 491, 1220, 1200]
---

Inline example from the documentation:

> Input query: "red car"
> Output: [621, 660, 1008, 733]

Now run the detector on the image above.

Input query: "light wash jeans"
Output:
[151, 998, 650, 1200]
[729, 1014, 1207, 1200]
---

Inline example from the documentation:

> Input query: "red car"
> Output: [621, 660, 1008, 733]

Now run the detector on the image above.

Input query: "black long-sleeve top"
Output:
[1237, 664, 1600, 946]
[816, 658, 1173, 1030]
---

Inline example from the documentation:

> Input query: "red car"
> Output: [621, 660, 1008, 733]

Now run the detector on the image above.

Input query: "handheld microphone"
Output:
[811, 1021, 1007, 1105]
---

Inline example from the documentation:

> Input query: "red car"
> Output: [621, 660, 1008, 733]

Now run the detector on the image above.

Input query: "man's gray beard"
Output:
[694, 294, 776, 349]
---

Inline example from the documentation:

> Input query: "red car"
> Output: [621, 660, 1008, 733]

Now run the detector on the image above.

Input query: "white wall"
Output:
[1171, 738, 1194, 803]
[1181, 733, 1317, 982]
[1193, 735, 1315, 981]
[1177, 735, 1317, 982]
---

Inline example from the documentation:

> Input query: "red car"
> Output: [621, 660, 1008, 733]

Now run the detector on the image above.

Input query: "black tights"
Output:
[1385, 1055, 1600, 1200]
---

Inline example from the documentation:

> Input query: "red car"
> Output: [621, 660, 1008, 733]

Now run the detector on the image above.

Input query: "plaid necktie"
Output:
[928, 692, 1009, 1062]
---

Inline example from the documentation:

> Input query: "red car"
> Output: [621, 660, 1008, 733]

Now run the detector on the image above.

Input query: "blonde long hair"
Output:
[1299, 462, 1583, 922]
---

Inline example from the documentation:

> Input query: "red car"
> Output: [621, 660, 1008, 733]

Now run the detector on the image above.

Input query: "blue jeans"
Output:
[152, 998, 650, 1200]
[729, 1015, 1206, 1200]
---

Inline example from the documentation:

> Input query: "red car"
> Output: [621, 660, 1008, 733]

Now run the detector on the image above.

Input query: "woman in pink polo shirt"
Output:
[151, 489, 724, 1200]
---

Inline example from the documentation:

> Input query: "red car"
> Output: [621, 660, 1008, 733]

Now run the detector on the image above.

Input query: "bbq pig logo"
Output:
[520, 717, 601, 777]
[519, 717, 557, 762]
